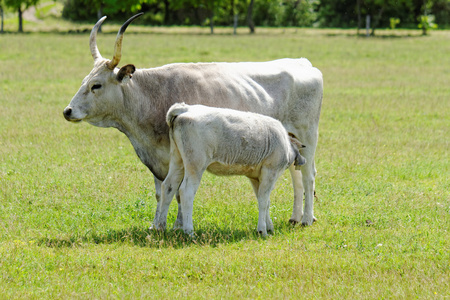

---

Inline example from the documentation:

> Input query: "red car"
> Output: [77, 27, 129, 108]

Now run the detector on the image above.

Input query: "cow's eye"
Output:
[91, 84, 102, 91]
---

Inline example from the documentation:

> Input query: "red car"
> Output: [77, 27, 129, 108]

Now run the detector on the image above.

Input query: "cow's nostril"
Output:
[63, 107, 72, 117]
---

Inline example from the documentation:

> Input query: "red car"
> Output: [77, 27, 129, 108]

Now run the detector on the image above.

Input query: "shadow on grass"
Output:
[39, 221, 301, 249]
[327, 32, 424, 39]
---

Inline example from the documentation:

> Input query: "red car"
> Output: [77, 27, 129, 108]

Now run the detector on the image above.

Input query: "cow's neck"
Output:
[109, 79, 171, 181]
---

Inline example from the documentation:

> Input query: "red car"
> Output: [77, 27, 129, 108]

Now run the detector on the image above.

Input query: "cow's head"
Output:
[63, 13, 143, 127]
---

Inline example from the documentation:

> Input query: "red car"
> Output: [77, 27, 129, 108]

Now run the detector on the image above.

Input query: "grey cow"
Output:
[63, 14, 323, 229]
[154, 103, 306, 236]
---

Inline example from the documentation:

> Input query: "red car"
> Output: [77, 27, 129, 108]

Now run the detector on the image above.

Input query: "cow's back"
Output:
[136, 58, 323, 132]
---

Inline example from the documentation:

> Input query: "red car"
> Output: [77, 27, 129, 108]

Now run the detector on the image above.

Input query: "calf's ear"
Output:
[117, 64, 136, 83]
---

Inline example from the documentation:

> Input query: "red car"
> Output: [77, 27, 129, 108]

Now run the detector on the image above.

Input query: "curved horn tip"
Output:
[131, 12, 144, 19]
[118, 13, 144, 34]
[90, 16, 108, 61]
[107, 13, 144, 70]
[93, 16, 107, 28]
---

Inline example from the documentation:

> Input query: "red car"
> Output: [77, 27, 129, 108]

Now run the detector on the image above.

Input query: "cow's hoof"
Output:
[301, 216, 317, 226]
[173, 222, 183, 230]
[289, 218, 299, 225]
[149, 223, 166, 231]
[258, 230, 268, 237]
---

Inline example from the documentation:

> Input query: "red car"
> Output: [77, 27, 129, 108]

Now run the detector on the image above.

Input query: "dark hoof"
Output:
[289, 219, 299, 225]
[301, 217, 317, 227]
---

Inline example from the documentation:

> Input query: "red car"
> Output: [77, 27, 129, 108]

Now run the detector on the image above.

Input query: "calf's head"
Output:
[289, 133, 307, 170]
[63, 13, 142, 127]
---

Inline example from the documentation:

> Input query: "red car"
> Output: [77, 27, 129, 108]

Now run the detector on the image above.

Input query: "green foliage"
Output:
[3, 0, 40, 32]
[0, 27, 449, 297]
[4, 0, 38, 9]
[418, 15, 438, 35]
[252, 0, 318, 27]
[316, 0, 358, 28]
[61, 0, 318, 27]
[62, 0, 161, 23]
[389, 17, 400, 29]
[317, 0, 449, 29]
[431, 0, 450, 28]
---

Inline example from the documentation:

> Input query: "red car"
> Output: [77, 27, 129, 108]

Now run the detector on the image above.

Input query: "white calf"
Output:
[154, 103, 306, 236]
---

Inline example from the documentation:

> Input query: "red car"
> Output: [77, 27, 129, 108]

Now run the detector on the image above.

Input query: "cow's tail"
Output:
[298, 57, 313, 67]
[166, 102, 189, 129]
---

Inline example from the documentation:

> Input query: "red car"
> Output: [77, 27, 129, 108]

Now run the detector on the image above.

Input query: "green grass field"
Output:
[1, 24, 449, 298]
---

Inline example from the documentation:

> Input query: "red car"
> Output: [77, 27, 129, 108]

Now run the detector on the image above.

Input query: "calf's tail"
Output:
[166, 102, 189, 129]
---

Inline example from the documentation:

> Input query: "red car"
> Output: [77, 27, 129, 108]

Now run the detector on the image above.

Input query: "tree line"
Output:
[1, 0, 449, 34]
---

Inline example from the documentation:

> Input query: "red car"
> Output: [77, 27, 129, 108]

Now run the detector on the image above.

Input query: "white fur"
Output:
[153, 103, 306, 236]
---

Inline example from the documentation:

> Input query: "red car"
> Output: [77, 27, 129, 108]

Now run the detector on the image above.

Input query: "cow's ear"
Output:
[117, 64, 136, 83]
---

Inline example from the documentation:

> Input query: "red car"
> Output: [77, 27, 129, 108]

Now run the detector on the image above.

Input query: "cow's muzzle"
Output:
[63, 107, 81, 122]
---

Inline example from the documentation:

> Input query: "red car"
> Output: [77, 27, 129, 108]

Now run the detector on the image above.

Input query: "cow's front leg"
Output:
[150, 176, 162, 230]
[154, 164, 185, 231]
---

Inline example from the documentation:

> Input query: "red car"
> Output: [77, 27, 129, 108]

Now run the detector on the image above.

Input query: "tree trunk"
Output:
[18, 6, 23, 33]
[291, 0, 300, 26]
[370, 6, 384, 36]
[230, 0, 235, 20]
[210, 10, 214, 34]
[97, 4, 103, 33]
[366, 15, 370, 37]
[357, 0, 361, 35]
[1, 6, 4, 33]
[247, 0, 255, 34]
[422, 26, 427, 36]
[163, 0, 171, 25]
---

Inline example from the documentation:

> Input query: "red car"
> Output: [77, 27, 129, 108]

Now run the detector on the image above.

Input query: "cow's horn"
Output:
[107, 13, 144, 70]
[90, 16, 107, 62]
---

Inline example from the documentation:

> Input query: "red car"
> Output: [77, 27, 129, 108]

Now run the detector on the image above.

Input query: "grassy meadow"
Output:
[0, 24, 449, 298]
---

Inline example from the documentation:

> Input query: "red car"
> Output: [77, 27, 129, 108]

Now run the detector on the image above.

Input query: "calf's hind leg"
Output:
[255, 168, 282, 236]
[178, 171, 204, 236]
[249, 178, 274, 233]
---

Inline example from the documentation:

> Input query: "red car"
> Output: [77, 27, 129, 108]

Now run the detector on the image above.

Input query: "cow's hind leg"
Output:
[300, 155, 317, 226]
[288, 165, 304, 224]
[173, 193, 183, 229]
